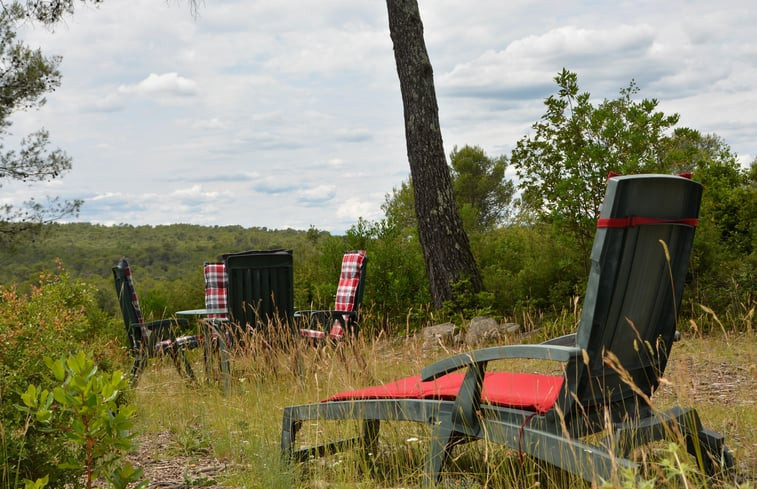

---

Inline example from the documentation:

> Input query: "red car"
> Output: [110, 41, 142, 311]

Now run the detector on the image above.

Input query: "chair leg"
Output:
[281, 409, 301, 460]
[203, 333, 231, 390]
[362, 419, 380, 459]
[425, 424, 458, 487]
[129, 353, 147, 386]
[686, 427, 735, 478]
[652, 406, 734, 477]
[611, 406, 734, 479]
[169, 348, 195, 381]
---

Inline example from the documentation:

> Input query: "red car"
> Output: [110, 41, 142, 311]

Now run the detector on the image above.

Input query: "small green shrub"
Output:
[20, 352, 146, 489]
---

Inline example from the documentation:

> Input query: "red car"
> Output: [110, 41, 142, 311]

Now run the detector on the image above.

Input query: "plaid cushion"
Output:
[333, 250, 366, 312]
[120, 258, 144, 324]
[299, 328, 326, 339]
[328, 317, 347, 339]
[204, 262, 228, 319]
[299, 317, 347, 340]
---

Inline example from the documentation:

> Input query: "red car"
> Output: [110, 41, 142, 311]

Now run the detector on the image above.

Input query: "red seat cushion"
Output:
[325, 371, 563, 415]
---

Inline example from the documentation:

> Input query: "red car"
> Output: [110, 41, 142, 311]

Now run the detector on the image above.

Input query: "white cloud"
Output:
[297, 185, 336, 206]
[336, 198, 381, 222]
[192, 117, 226, 130]
[118, 73, 198, 97]
[439, 24, 659, 99]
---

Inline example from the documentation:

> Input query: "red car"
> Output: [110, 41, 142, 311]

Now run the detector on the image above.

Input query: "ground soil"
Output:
[124, 430, 239, 488]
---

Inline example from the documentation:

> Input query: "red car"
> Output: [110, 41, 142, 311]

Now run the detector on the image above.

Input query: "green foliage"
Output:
[511, 68, 680, 255]
[441, 277, 495, 323]
[509, 69, 754, 321]
[0, 264, 116, 488]
[21, 476, 48, 489]
[449, 145, 514, 233]
[20, 352, 146, 489]
[471, 223, 584, 314]
[663, 130, 756, 322]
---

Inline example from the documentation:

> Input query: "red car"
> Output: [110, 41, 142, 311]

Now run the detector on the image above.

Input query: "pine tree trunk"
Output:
[386, 0, 483, 308]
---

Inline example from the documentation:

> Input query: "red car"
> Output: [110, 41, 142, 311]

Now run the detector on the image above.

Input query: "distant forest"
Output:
[0, 223, 342, 322]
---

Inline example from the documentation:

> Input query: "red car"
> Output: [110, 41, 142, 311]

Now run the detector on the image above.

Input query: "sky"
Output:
[6, 0, 756, 234]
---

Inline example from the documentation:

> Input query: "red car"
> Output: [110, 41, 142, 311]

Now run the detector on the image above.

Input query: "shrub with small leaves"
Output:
[20, 352, 147, 489]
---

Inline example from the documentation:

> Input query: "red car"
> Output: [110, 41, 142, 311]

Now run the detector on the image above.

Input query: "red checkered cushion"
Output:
[334, 250, 366, 312]
[120, 258, 143, 324]
[299, 329, 326, 340]
[325, 371, 563, 415]
[204, 262, 228, 319]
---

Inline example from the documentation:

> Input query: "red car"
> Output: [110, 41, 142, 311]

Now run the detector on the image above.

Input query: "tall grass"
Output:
[131, 308, 756, 488]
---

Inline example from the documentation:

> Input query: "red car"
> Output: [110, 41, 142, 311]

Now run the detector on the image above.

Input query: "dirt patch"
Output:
[661, 356, 757, 405]
[126, 431, 240, 488]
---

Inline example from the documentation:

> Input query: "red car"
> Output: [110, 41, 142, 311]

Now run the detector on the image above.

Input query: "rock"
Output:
[421, 322, 456, 350]
[464, 317, 521, 345]
[464, 317, 501, 345]
[505, 323, 521, 334]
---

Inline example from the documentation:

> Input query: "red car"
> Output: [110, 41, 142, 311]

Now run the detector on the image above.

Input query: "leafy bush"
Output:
[21, 353, 145, 489]
[1, 261, 119, 488]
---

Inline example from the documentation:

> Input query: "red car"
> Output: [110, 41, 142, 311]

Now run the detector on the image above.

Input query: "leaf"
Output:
[42, 390, 53, 409]
[34, 409, 52, 423]
[22, 475, 48, 489]
[101, 383, 117, 403]
[84, 392, 98, 408]
[45, 356, 65, 381]
[52, 386, 67, 405]
[71, 418, 86, 436]
[21, 384, 38, 408]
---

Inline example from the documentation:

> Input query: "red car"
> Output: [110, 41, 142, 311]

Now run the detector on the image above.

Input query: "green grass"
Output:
[131, 322, 756, 488]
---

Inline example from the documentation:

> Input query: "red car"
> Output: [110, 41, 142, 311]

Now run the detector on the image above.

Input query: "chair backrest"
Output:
[560, 174, 702, 422]
[223, 249, 294, 331]
[333, 250, 368, 312]
[204, 262, 228, 319]
[112, 258, 146, 351]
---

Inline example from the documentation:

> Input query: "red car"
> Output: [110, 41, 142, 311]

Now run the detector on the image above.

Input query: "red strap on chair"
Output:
[597, 216, 698, 228]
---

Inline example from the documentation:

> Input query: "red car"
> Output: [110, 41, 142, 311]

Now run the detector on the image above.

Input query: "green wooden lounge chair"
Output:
[113, 258, 198, 385]
[281, 174, 734, 485]
[297, 250, 368, 341]
[223, 248, 295, 339]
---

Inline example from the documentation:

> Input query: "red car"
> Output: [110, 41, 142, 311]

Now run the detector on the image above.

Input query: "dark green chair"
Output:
[223, 249, 295, 338]
[112, 258, 198, 384]
[281, 174, 734, 485]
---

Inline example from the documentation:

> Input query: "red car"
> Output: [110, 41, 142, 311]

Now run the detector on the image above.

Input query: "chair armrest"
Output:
[131, 318, 189, 331]
[421, 344, 581, 381]
[541, 333, 576, 346]
[294, 309, 322, 317]
[296, 309, 355, 316]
